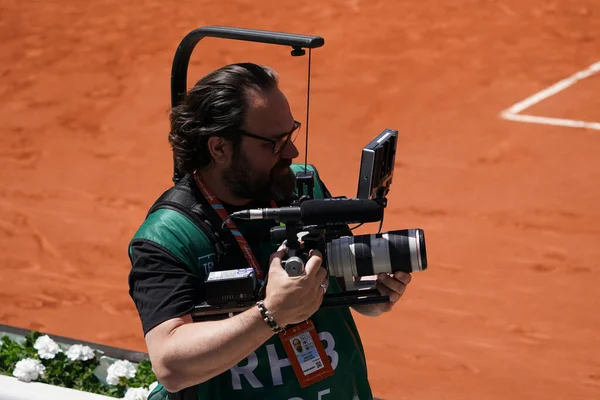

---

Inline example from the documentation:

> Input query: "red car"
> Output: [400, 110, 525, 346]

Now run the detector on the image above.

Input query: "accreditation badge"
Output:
[279, 319, 334, 388]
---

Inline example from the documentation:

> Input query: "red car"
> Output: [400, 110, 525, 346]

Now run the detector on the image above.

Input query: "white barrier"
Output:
[0, 375, 115, 400]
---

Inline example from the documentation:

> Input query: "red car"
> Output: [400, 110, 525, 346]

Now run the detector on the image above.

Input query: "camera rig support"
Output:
[168, 26, 422, 322]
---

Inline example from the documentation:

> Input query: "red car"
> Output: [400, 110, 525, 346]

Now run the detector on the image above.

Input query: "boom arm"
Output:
[169, 25, 325, 183]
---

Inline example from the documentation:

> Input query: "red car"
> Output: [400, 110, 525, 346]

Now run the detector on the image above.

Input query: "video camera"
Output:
[167, 26, 427, 321]
[191, 129, 427, 320]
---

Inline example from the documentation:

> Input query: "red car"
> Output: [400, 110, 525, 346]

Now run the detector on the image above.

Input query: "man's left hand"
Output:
[374, 271, 411, 313]
[351, 272, 412, 316]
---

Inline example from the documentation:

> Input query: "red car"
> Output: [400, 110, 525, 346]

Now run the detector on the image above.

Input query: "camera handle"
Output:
[279, 169, 317, 275]
[281, 221, 308, 276]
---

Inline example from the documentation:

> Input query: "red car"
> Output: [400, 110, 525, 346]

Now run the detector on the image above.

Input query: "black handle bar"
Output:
[170, 25, 325, 108]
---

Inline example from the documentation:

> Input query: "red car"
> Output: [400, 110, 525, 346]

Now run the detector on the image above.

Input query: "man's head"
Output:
[169, 63, 301, 203]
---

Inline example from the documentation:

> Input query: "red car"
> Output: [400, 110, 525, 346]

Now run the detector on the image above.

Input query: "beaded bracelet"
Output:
[256, 300, 284, 334]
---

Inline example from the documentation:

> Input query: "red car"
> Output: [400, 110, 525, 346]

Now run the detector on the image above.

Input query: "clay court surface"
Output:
[1, 1, 600, 398]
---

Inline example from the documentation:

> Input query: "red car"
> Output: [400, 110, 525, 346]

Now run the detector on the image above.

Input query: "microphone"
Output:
[229, 198, 384, 225]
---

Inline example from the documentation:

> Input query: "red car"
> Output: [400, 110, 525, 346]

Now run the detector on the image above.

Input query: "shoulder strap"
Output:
[147, 174, 227, 264]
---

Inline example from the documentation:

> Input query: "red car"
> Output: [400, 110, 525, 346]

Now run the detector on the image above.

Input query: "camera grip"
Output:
[282, 256, 306, 276]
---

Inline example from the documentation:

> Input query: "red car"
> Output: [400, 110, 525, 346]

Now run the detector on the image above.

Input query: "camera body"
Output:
[274, 129, 427, 294]
[191, 129, 428, 321]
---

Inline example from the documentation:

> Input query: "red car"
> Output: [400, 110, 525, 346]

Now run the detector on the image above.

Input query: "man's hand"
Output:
[352, 271, 412, 316]
[263, 247, 329, 327]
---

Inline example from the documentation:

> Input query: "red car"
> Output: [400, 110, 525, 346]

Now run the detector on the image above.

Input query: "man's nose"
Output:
[281, 138, 299, 159]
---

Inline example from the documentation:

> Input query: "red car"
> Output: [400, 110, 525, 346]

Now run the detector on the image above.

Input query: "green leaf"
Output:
[23, 331, 43, 348]
[128, 359, 157, 388]
[0, 335, 35, 375]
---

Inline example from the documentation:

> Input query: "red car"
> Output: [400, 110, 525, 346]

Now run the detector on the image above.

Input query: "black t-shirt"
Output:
[128, 239, 200, 335]
[128, 200, 276, 336]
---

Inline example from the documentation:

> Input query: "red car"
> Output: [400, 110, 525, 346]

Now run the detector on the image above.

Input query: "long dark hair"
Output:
[169, 63, 279, 174]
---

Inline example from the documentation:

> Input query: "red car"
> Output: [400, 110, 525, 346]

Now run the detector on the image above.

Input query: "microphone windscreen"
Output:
[299, 199, 384, 225]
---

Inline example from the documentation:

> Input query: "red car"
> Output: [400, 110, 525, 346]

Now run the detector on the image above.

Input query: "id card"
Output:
[280, 319, 334, 388]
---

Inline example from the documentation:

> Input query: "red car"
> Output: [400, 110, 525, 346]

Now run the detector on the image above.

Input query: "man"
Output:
[128, 62, 411, 400]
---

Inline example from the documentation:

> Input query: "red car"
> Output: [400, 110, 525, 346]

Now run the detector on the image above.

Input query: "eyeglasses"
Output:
[238, 120, 302, 154]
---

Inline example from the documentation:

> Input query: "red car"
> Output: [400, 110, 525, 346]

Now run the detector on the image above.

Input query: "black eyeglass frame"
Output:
[237, 120, 302, 154]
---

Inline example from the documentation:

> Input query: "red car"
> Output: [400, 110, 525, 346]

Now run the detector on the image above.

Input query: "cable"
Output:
[221, 216, 233, 231]
[350, 223, 364, 231]
[304, 48, 312, 173]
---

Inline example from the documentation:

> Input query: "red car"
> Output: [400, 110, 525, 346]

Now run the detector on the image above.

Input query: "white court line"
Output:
[500, 60, 600, 131]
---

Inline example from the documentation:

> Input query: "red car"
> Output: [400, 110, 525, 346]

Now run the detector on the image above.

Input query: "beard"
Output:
[221, 151, 297, 204]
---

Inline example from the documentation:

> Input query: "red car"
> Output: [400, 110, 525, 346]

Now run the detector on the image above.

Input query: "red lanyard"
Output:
[193, 171, 277, 281]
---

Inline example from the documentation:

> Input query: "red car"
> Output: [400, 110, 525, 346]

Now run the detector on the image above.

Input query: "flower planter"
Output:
[0, 324, 157, 399]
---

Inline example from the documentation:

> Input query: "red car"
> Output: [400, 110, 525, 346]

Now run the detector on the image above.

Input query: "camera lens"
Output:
[326, 229, 427, 287]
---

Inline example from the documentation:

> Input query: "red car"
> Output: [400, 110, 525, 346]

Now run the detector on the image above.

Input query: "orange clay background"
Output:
[1, 1, 600, 399]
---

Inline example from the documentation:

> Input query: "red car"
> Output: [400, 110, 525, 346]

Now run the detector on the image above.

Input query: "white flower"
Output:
[65, 344, 95, 361]
[33, 335, 61, 359]
[149, 381, 158, 391]
[106, 359, 137, 385]
[123, 387, 150, 400]
[13, 358, 46, 382]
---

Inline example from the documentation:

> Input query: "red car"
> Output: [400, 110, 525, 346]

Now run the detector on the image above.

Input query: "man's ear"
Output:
[207, 136, 233, 165]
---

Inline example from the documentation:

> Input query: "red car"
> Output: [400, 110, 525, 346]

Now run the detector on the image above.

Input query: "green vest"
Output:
[135, 164, 373, 400]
